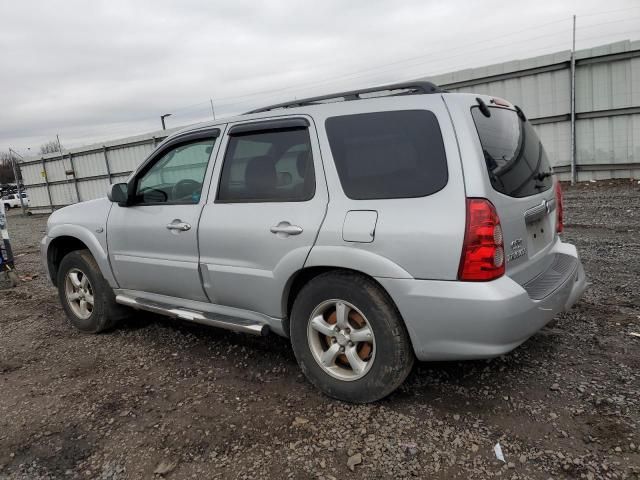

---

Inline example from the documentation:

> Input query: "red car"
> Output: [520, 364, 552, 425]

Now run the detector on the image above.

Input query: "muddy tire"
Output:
[56, 249, 125, 333]
[290, 271, 414, 403]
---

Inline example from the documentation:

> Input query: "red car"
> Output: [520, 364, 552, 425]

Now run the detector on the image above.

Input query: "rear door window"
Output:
[325, 110, 448, 200]
[471, 106, 553, 198]
[217, 128, 315, 203]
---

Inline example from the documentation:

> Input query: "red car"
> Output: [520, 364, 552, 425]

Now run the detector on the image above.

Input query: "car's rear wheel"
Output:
[290, 271, 414, 403]
[3, 203, 10, 210]
[57, 249, 125, 333]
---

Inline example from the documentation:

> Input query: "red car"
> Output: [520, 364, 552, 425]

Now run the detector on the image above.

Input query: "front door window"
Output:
[135, 139, 216, 204]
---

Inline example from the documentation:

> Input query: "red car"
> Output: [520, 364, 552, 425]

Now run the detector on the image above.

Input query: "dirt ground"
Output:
[1, 181, 639, 479]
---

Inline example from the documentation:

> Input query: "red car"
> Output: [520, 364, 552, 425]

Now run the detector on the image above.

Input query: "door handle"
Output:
[270, 221, 303, 236]
[166, 221, 191, 231]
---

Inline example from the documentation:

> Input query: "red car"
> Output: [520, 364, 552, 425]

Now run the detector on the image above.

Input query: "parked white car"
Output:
[2, 192, 29, 209]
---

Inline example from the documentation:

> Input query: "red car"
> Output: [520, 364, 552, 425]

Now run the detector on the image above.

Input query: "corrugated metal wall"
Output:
[19, 131, 177, 212]
[18, 40, 640, 212]
[430, 39, 640, 182]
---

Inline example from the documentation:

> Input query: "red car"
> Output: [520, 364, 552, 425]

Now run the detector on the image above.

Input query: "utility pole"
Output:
[210, 98, 216, 121]
[7, 148, 27, 217]
[570, 14, 577, 185]
[160, 113, 172, 130]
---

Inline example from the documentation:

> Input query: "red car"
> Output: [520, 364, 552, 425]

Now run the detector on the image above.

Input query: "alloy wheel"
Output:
[307, 299, 376, 381]
[64, 268, 94, 320]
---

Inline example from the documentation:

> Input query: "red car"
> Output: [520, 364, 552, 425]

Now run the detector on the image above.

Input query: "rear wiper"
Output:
[535, 171, 553, 181]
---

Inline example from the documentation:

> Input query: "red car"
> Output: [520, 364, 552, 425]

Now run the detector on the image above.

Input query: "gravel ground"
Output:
[0, 180, 639, 479]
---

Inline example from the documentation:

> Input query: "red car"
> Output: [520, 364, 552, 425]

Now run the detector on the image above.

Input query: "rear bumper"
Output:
[378, 240, 587, 361]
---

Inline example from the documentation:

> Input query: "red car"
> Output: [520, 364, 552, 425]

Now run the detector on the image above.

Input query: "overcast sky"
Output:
[1, 0, 638, 157]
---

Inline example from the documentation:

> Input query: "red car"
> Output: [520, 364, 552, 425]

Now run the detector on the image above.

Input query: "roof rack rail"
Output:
[246, 81, 445, 114]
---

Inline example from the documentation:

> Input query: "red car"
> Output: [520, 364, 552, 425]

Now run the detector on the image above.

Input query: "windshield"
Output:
[471, 106, 553, 198]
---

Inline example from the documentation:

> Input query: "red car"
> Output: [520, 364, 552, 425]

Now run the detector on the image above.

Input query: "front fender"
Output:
[47, 224, 118, 288]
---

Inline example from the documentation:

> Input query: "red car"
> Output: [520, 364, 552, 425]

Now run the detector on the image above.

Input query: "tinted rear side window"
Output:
[325, 110, 448, 200]
[471, 106, 553, 198]
[217, 128, 315, 203]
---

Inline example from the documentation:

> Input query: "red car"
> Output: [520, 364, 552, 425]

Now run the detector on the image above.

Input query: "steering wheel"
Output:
[172, 179, 202, 201]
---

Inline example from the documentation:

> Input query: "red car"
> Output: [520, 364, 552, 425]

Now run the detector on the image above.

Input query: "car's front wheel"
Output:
[290, 271, 414, 403]
[56, 249, 125, 333]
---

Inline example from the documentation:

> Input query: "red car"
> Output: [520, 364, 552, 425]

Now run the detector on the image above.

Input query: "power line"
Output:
[217, 39, 573, 109]
[579, 5, 640, 17]
[575, 28, 639, 44]
[167, 10, 639, 113]
[169, 99, 211, 114]
[14, 6, 639, 149]
[579, 16, 640, 30]
[52, 19, 640, 139]
[191, 18, 574, 105]
[212, 27, 638, 115]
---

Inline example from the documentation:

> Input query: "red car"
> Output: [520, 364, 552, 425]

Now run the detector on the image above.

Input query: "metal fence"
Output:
[18, 40, 640, 213]
[19, 128, 180, 213]
[429, 39, 640, 182]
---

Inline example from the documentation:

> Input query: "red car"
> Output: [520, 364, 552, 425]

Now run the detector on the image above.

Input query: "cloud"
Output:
[0, 0, 637, 154]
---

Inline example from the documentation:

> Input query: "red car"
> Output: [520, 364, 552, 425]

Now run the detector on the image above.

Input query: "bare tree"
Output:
[0, 152, 20, 184]
[39, 140, 61, 155]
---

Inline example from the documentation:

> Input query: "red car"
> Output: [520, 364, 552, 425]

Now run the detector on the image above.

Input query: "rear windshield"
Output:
[471, 106, 553, 198]
[325, 110, 448, 200]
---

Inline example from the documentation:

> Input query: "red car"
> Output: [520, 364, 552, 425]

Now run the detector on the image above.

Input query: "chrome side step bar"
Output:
[115, 294, 269, 336]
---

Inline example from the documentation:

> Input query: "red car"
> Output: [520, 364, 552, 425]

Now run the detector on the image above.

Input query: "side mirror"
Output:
[107, 183, 128, 205]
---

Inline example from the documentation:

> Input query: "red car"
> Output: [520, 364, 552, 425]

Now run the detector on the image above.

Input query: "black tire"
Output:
[290, 271, 414, 403]
[56, 249, 125, 333]
[3, 203, 10, 210]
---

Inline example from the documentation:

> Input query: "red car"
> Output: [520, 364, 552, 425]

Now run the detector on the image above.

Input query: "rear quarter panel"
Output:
[308, 95, 466, 280]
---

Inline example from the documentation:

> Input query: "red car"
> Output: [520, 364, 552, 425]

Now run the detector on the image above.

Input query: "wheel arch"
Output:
[281, 266, 407, 339]
[46, 225, 117, 288]
[47, 236, 88, 286]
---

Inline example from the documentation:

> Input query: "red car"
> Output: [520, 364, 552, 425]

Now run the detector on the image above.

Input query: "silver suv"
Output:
[41, 82, 587, 403]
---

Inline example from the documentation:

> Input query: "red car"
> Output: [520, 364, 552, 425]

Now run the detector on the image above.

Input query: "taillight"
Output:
[555, 181, 564, 233]
[458, 198, 505, 281]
